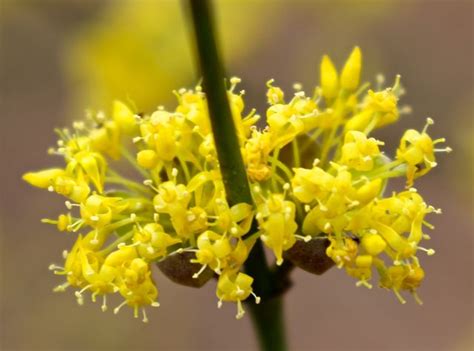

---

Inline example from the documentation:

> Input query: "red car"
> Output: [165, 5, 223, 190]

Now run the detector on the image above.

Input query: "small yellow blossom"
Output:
[216, 271, 259, 319]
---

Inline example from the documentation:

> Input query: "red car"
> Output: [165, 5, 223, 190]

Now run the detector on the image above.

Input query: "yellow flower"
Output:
[242, 129, 273, 182]
[216, 271, 259, 319]
[396, 119, 451, 186]
[340, 131, 383, 171]
[256, 193, 298, 265]
[133, 223, 181, 260]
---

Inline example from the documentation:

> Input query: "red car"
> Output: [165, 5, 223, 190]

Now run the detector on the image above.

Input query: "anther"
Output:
[251, 292, 261, 304]
[230, 77, 241, 85]
[171, 168, 178, 178]
[141, 308, 149, 323]
[114, 300, 127, 315]
[422, 117, 434, 134]
[101, 295, 108, 312]
[90, 215, 99, 222]
[293, 83, 302, 91]
[192, 264, 208, 279]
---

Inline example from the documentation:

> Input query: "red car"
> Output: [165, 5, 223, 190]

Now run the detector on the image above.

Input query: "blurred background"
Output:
[1, 0, 472, 350]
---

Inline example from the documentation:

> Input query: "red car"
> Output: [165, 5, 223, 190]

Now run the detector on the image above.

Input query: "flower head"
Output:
[25, 47, 448, 322]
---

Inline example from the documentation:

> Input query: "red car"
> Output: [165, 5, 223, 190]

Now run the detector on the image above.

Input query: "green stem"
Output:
[249, 297, 286, 351]
[187, 0, 251, 206]
[187, 1, 287, 350]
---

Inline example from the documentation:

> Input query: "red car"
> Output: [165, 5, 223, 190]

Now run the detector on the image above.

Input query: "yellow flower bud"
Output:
[361, 233, 386, 256]
[137, 149, 159, 169]
[113, 100, 137, 134]
[23, 168, 65, 189]
[340, 46, 362, 91]
[320, 55, 339, 100]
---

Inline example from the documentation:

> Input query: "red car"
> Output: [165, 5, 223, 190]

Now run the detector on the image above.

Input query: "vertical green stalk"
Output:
[187, 0, 250, 206]
[186, 1, 287, 350]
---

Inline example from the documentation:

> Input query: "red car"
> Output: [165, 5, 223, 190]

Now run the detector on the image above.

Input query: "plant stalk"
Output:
[186, 1, 288, 350]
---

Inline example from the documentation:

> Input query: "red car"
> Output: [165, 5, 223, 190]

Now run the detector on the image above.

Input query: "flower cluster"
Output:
[24, 47, 450, 321]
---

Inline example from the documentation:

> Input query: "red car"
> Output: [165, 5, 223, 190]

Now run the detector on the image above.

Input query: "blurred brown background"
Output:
[1, 1, 473, 350]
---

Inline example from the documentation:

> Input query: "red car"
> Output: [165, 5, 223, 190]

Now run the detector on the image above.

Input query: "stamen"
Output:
[171, 168, 179, 178]
[434, 147, 452, 153]
[90, 229, 99, 245]
[293, 82, 302, 91]
[143, 179, 159, 192]
[53, 282, 70, 292]
[251, 292, 261, 304]
[393, 289, 407, 304]
[215, 258, 222, 275]
[75, 291, 85, 306]
[428, 205, 442, 214]
[101, 295, 108, 312]
[422, 117, 434, 134]
[48, 264, 64, 271]
[423, 155, 437, 167]
[236, 300, 245, 319]
[134, 306, 139, 319]
[422, 220, 434, 230]
[142, 308, 149, 323]
[376, 73, 385, 89]
[356, 280, 373, 289]
[412, 292, 423, 305]
[418, 247, 435, 256]
[192, 264, 208, 279]
[114, 300, 127, 315]
[399, 105, 412, 114]
[295, 234, 312, 242]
